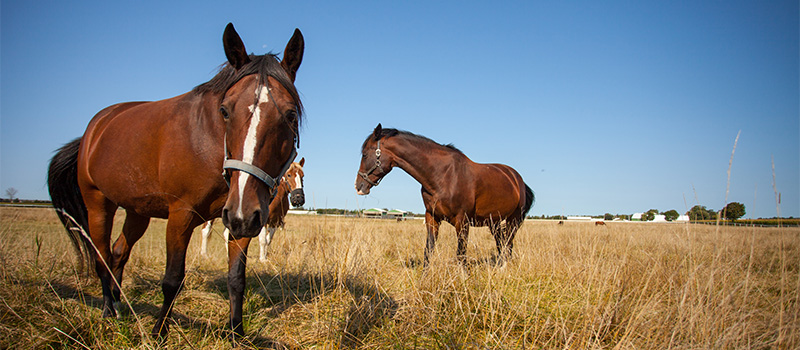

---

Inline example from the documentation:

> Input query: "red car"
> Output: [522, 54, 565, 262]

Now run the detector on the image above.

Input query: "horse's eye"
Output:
[285, 110, 298, 123]
[219, 106, 230, 119]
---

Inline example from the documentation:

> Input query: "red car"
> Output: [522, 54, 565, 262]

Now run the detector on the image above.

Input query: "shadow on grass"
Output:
[48, 268, 397, 348]
[212, 269, 399, 348]
[404, 253, 509, 270]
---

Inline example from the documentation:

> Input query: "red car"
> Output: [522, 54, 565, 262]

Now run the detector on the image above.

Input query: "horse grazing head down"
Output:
[216, 23, 304, 239]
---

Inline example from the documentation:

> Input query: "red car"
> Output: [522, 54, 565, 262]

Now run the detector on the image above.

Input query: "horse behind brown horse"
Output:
[48, 23, 304, 340]
[201, 158, 306, 261]
[355, 124, 534, 265]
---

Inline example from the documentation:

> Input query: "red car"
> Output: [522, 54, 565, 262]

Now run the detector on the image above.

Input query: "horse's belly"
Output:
[95, 178, 170, 218]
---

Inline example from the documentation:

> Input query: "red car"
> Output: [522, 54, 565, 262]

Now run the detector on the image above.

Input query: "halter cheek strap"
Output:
[358, 139, 384, 187]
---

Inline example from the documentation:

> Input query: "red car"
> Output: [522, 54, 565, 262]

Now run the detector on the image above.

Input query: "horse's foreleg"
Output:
[110, 211, 149, 312]
[227, 236, 252, 340]
[152, 210, 199, 338]
[424, 213, 440, 266]
[454, 217, 470, 265]
[83, 190, 118, 318]
[258, 226, 275, 262]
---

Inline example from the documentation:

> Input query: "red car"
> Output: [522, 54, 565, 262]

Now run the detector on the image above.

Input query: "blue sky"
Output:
[2, 1, 797, 219]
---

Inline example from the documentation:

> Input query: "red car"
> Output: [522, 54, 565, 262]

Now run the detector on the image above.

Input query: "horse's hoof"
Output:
[101, 305, 117, 318]
[151, 320, 169, 339]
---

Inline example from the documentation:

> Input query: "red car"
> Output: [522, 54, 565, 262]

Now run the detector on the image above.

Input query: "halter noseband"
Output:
[221, 82, 299, 198]
[358, 139, 384, 187]
[223, 144, 297, 197]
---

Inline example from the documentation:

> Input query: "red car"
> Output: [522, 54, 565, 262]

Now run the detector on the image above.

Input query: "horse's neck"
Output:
[194, 92, 226, 136]
[388, 137, 459, 194]
[274, 181, 291, 199]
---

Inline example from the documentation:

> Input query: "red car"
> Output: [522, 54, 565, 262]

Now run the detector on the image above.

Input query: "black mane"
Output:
[363, 127, 463, 154]
[194, 54, 303, 123]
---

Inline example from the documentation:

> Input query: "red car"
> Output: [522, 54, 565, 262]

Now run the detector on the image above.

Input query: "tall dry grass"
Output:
[1, 206, 798, 349]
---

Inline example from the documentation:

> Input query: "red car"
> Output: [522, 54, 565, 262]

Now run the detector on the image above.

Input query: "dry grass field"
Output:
[1, 206, 798, 349]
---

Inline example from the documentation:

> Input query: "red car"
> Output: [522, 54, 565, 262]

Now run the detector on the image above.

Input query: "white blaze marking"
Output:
[293, 169, 303, 190]
[236, 85, 271, 219]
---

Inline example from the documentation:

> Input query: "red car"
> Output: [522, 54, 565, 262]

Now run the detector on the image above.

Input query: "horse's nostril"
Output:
[249, 210, 262, 231]
[222, 208, 230, 227]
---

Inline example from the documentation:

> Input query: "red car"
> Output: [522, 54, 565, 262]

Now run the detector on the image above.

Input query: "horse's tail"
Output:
[47, 137, 94, 274]
[521, 183, 535, 218]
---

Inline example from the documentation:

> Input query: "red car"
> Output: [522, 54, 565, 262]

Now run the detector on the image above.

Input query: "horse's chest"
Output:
[422, 191, 474, 219]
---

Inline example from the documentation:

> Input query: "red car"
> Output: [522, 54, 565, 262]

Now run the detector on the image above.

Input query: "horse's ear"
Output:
[298, 157, 305, 167]
[223, 23, 251, 70]
[280, 28, 304, 82]
[372, 123, 382, 140]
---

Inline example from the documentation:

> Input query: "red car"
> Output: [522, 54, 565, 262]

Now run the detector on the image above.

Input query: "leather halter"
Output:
[358, 139, 384, 187]
[223, 143, 297, 197]
[222, 82, 298, 198]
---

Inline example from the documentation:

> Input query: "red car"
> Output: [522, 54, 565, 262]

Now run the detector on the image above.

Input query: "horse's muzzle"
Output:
[222, 208, 266, 238]
[355, 179, 371, 195]
[290, 189, 305, 207]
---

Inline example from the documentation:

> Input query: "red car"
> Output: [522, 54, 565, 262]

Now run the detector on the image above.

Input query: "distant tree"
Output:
[604, 213, 614, 221]
[643, 209, 659, 221]
[663, 209, 679, 222]
[5, 187, 18, 201]
[721, 202, 746, 221]
[687, 205, 717, 221]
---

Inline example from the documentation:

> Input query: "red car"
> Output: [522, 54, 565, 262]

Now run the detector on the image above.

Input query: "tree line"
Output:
[527, 202, 748, 222]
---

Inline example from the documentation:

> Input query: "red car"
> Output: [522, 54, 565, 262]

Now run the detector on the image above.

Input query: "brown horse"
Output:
[355, 124, 534, 265]
[47, 23, 304, 339]
[201, 158, 305, 261]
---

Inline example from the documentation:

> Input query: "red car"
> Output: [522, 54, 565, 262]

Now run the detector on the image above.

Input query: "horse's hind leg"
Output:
[493, 220, 518, 265]
[110, 210, 150, 311]
[82, 189, 119, 317]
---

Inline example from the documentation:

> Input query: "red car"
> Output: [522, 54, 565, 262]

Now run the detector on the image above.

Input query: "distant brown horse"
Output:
[355, 124, 534, 265]
[595, 221, 606, 226]
[47, 23, 304, 339]
[201, 158, 305, 261]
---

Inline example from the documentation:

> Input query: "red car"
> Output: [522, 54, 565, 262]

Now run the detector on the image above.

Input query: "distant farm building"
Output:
[362, 208, 386, 218]
[567, 216, 592, 221]
[632, 213, 643, 221]
[386, 209, 408, 220]
[362, 208, 409, 219]
[287, 210, 316, 215]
